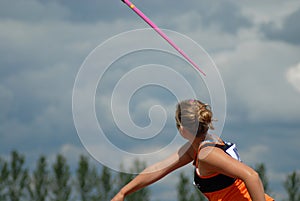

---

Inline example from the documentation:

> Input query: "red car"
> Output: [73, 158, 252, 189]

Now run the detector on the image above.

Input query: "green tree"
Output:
[76, 155, 98, 201]
[177, 172, 192, 201]
[116, 159, 150, 201]
[193, 186, 207, 201]
[50, 154, 72, 201]
[98, 166, 113, 201]
[283, 171, 300, 201]
[27, 156, 49, 201]
[254, 163, 270, 194]
[177, 171, 206, 201]
[0, 157, 9, 200]
[7, 151, 29, 201]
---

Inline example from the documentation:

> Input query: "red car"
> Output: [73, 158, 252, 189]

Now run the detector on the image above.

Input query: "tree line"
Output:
[0, 150, 299, 201]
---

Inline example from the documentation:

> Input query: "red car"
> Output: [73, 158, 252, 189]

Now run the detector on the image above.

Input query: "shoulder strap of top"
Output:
[200, 142, 225, 150]
[193, 136, 225, 167]
[199, 134, 225, 150]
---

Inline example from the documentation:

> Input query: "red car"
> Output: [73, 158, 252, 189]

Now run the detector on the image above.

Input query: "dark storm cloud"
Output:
[262, 7, 300, 45]
[0, 0, 299, 199]
[36, 0, 130, 22]
[0, 0, 129, 23]
[139, 0, 253, 34]
[196, 1, 252, 34]
[142, 0, 253, 34]
[31, 0, 252, 34]
[0, 0, 68, 22]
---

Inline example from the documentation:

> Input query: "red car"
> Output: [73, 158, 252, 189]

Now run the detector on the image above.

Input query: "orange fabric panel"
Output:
[203, 179, 274, 201]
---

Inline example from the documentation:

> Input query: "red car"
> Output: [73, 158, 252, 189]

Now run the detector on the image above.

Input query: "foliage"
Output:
[254, 163, 270, 194]
[177, 171, 206, 201]
[50, 154, 72, 201]
[0, 157, 9, 201]
[76, 155, 98, 201]
[117, 159, 151, 201]
[1, 151, 300, 201]
[27, 156, 49, 201]
[7, 151, 29, 201]
[283, 171, 300, 201]
[98, 166, 113, 201]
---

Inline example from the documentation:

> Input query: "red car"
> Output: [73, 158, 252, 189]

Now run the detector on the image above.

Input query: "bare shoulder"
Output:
[198, 145, 255, 179]
[198, 145, 222, 161]
[197, 144, 239, 169]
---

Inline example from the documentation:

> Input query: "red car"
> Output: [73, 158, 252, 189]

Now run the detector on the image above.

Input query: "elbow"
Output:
[249, 170, 259, 178]
[243, 170, 261, 184]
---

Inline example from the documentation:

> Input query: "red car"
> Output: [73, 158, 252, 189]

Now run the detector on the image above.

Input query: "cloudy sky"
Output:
[1, 0, 300, 200]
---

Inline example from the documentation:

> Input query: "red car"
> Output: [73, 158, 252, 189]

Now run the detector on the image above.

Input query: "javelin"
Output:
[121, 0, 206, 76]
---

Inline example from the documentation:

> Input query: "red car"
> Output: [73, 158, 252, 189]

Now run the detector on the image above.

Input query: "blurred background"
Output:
[0, 0, 300, 200]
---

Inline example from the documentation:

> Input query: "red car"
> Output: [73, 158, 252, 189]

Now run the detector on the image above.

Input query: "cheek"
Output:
[179, 131, 189, 140]
[178, 130, 185, 138]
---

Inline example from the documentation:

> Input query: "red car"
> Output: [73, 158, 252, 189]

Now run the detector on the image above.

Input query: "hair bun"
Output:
[197, 103, 213, 129]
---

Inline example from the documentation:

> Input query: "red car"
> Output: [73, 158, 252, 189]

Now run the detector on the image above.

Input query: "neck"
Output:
[191, 135, 206, 152]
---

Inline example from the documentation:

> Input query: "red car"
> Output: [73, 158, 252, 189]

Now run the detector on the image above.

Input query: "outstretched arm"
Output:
[111, 142, 194, 201]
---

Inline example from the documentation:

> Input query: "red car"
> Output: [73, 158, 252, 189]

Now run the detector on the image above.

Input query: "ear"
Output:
[179, 125, 183, 132]
[179, 126, 186, 135]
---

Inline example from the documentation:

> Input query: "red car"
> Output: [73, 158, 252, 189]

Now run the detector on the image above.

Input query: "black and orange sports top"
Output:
[193, 136, 274, 201]
[193, 140, 240, 193]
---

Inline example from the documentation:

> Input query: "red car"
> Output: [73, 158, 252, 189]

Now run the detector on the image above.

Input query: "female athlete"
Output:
[111, 99, 274, 201]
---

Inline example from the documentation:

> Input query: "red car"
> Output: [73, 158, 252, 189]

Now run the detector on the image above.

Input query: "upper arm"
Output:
[199, 147, 257, 180]
[146, 142, 194, 175]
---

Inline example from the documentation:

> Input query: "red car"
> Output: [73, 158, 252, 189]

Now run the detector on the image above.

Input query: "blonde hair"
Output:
[175, 99, 214, 137]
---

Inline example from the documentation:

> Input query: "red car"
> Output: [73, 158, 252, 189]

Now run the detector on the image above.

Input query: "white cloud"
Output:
[236, 0, 300, 26]
[286, 62, 300, 92]
[1, 1, 300, 200]
[59, 144, 86, 160]
[214, 35, 300, 123]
